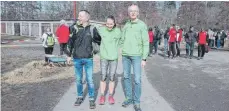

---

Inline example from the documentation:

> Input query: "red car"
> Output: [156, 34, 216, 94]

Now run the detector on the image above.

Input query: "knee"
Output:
[109, 74, 115, 81]
[87, 77, 93, 84]
[123, 72, 131, 79]
[134, 76, 141, 84]
[101, 74, 107, 82]
[76, 77, 82, 84]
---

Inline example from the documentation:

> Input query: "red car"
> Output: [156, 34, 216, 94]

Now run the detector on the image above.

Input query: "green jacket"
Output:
[98, 27, 121, 60]
[120, 19, 149, 59]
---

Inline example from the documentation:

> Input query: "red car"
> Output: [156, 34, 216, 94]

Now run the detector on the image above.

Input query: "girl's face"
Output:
[106, 18, 115, 30]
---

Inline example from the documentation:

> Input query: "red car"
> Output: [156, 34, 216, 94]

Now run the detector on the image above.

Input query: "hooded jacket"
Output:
[197, 31, 208, 44]
[148, 31, 154, 43]
[185, 28, 197, 43]
[56, 24, 70, 43]
[119, 19, 149, 60]
[66, 23, 101, 58]
[98, 27, 121, 60]
[169, 27, 177, 42]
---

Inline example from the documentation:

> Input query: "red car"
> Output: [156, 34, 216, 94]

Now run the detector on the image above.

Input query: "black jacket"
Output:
[164, 29, 169, 40]
[66, 24, 101, 59]
[221, 31, 227, 40]
[185, 30, 197, 43]
[154, 28, 161, 40]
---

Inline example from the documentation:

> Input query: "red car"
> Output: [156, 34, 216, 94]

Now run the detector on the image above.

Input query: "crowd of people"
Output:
[148, 24, 228, 60]
[39, 3, 228, 111]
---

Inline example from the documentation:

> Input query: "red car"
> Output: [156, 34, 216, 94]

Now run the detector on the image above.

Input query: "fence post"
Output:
[51, 23, 54, 34]
[29, 22, 32, 37]
[39, 23, 42, 38]
[20, 22, 22, 36]
[5, 22, 8, 34]
[12, 22, 15, 35]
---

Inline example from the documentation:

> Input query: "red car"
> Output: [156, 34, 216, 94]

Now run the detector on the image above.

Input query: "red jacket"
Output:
[56, 25, 70, 43]
[169, 28, 177, 42]
[198, 31, 207, 44]
[148, 31, 154, 43]
[177, 29, 182, 42]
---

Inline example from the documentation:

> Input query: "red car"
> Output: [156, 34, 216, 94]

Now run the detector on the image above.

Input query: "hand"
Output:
[141, 60, 146, 68]
[67, 57, 72, 64]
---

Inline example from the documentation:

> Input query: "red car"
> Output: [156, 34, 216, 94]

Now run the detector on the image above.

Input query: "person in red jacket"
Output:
[148, 27, 154, 57]
[56, 19, 70, 55]
[197, 28, 209, 60]
[168, 24, 177, 59]
[176, 27, 183, 57]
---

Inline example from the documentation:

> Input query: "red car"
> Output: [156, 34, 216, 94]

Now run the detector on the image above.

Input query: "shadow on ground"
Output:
[1, 77, 75, 111]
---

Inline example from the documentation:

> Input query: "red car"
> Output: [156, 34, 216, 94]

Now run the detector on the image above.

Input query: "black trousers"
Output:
[198, 44, 205, 57]
[168, 42, 176, 57]
[44, 47, 54, 62]
[176, 42, 181, 56]
[152, 40, 159, 53]
[208, 39, 211, 46]
[215, 38, 218, 47]
[221, 39, 225, 48]
[149, 42, 153, 55]
[60, 43, 67, 55]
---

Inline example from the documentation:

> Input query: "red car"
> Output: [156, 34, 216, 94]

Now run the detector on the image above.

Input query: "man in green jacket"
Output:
[119, 4, 149, 111]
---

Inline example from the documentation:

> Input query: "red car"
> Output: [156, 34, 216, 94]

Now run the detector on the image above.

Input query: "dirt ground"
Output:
[1, 55, 100, 111]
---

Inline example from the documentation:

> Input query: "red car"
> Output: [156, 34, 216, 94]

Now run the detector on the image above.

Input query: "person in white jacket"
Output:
[41, 28, 55, 66]
[208, 29, 214, 48]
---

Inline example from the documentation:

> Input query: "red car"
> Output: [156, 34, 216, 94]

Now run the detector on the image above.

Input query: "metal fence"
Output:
[1, 20, 105, 38]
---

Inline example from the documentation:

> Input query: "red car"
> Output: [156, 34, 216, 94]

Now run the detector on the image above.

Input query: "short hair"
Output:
[60, 19, 66, 25]
[128, 4, 139, 13]
[148, 27, 153, 31]
[79, 10, 90, 20]
[80, 10, 90, 15]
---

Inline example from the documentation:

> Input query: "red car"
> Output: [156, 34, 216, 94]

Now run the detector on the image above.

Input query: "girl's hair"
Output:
[107, 15, 116, 28]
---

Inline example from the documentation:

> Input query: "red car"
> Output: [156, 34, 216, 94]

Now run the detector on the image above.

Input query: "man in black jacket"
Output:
[66, 10, 101, 109]
[185, 26, 197, 59]
[163, 27, 170, 57]
[153, 26, 161, 54]
[221, 30, 227, 48]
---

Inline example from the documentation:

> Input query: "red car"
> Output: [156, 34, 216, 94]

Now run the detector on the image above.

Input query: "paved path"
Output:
[53, 57, 175, 111]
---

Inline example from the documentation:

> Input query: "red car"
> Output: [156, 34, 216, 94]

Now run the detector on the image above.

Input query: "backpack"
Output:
[46, 33, 55, 47]
[73, 24, 100, 54]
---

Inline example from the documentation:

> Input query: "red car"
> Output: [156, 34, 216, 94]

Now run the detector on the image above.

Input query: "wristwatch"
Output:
[142, 59, 146, 61]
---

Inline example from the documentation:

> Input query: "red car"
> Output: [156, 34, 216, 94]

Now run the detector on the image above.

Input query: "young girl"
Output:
[98, 15, 121, 105]
[41, 28, 55, 66]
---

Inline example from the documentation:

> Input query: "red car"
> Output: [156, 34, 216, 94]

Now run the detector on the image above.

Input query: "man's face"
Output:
[78, 11, 89, 24]
[128, 6, 139, 20]
[191, 27, 194, 31]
